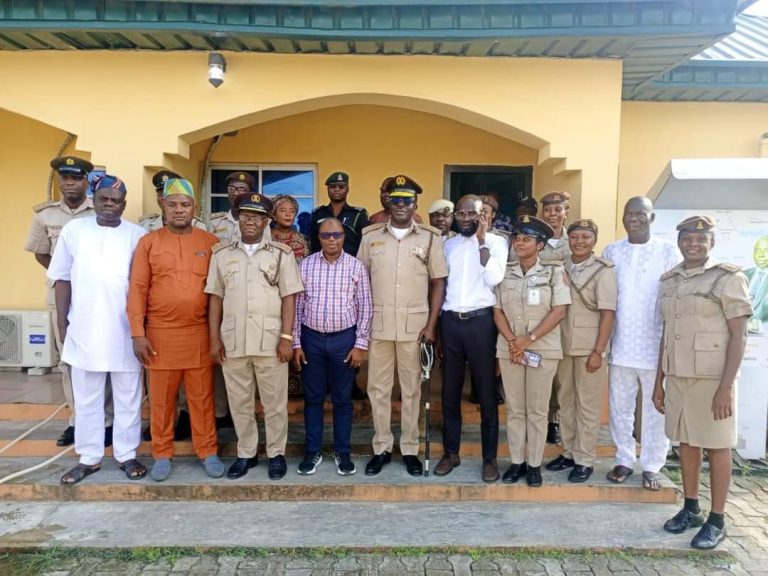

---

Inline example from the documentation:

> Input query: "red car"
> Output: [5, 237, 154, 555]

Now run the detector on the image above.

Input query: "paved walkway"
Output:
[0, 474, 766, 575]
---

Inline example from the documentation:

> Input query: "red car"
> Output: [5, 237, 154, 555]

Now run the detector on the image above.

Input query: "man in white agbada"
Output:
[48, 175, 147, 485]
[602, 196, 680, 490]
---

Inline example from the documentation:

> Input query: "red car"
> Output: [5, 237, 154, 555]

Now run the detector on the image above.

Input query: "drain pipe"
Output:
[199, 131, 238, 225]
[47, 133, 76, 201]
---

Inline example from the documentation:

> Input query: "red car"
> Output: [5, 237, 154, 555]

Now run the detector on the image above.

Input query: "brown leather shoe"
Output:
[434, 453, 460, 476]
[482, 459, 499, 483]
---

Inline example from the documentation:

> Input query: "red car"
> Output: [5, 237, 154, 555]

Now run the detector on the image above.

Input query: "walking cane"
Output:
[420, 340, 435, 477]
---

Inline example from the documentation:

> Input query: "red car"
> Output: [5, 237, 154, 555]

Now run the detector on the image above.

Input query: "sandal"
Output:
[606, 464, 634, 484]
[118, 459, 147, 480]
[642, 471, 663, 491]
[60, 463, 101, 485]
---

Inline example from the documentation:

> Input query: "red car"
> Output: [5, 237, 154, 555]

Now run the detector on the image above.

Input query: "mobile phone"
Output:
[522, 350, 541, 368]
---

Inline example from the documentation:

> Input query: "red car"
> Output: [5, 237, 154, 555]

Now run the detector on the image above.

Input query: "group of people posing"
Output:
[26, 156, 752, 551]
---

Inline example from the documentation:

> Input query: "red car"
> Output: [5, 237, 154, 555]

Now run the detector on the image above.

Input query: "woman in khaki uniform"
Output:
[546, 219, 616, 483]
[493, 215, 571, 487]
[653, 215, 752, 550]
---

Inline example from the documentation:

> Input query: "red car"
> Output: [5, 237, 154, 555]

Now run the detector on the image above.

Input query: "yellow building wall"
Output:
[0, 50, 624, 234]
[0, 110, 88, 309]
[618, 101, 768, 233]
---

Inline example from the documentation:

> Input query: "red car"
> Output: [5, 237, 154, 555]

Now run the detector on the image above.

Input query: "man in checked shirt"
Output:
[293, 218, 373, 476]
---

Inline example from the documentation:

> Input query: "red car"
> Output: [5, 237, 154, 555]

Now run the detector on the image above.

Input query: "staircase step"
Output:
[0, 457, 677, 504]
[0, 419, 619, 459]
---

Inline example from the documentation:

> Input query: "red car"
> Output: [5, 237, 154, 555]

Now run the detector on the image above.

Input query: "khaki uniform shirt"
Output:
[494, 260, 571, 360]
[25, 198, 94, 305]
[138, 213, 207, 232]
[205, 240, 303, 358]
[357, 222, 448, 342]
[561, 254, 617, 356]
[660, 259, 752, 379]
[540, 234, 571, 264]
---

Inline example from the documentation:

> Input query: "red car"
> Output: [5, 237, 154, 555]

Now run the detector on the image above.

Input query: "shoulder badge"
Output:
[660, 268, 678, 281]
[594, 256, 615, 268]
[139, 213, 160, 222]
[417, 223, 441, 236]
[33, 200, 59, 213]
[209, 211, 227, 220]
[715, 263, 741, 273]
[362, 223, 387, 235]
[270, 241, 293, 254]
[212, 241, 233, 254]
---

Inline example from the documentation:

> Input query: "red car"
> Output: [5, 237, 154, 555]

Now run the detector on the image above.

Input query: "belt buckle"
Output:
[457, 311, 468, 320]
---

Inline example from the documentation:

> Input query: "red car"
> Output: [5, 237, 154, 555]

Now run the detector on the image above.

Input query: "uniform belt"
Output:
[448, 307, 492, 320]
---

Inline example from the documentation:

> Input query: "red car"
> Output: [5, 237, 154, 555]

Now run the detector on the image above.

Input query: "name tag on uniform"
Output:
[527, 288, 541, 306]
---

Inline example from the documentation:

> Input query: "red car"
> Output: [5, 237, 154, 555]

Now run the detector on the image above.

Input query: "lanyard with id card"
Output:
[527, 275, 541, 306]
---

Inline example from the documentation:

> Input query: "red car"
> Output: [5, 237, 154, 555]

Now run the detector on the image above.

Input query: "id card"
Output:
[527, 288, 541, 306]
[522, 350, 542, 368]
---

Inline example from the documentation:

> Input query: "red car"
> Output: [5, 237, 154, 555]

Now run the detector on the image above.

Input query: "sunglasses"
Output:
[328, 183, 347, 190]
[319, 231, 344, 240]
[389, 197, 415, 207]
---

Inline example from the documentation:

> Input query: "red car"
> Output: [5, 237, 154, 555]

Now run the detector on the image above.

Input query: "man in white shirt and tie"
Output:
[603, 196, 680, 490]
[435, 195, 507, 482]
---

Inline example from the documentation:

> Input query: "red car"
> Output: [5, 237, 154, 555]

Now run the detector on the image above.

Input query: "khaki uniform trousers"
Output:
[557, 355, 605, 466]
[51, 305, 113, 427]
[222, 356, 288, 459]
[501, 358, 558, 467]
[367, 339, 421, 456]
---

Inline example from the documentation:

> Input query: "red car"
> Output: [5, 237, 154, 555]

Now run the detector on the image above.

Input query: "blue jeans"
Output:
[300, 325, 356, 454]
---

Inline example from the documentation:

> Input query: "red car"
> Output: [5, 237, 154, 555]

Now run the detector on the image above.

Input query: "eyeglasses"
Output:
[239, 213, 266, 222]
[389, 197, 415, 207]
[455, 210, 480, 219]
[319, 231, 344, 240]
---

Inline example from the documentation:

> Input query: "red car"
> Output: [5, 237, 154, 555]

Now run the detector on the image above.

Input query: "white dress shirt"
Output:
[602, 236, 680, 370]
[47, 217, 146, 373]
[443, 232, 506, 312]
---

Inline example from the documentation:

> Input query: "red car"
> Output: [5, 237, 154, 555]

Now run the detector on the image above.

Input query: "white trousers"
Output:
[71, 368, 142, 466]
[608, 364, 670, 473]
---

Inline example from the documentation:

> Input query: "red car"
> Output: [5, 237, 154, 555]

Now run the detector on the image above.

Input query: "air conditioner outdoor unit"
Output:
[0, 310, 57, 369]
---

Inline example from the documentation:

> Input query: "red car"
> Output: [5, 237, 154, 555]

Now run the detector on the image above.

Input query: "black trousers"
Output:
[440, 311, 499, 460]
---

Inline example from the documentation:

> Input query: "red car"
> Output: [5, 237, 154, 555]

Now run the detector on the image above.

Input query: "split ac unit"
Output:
[0, 310, 57, 369]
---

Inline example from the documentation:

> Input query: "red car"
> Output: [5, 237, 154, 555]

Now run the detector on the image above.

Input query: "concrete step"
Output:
[0, 456, 677, 504]
[0, 418, 621, 459]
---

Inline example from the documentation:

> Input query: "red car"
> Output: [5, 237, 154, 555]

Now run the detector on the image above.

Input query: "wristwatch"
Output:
[592, 348, 606, 358]
[280, 333, 294, 342]
[529, 333, 537, 342]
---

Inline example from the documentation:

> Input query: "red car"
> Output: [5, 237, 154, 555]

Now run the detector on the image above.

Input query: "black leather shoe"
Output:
[141, 426, 152, 441]
[351, 384, 368, 401]
[268, 455, 287, 480]
[364, 451, 392, 476]
[691, 522, 726, 550]
[545, 455, 575, 471]
[482, 459, 499, 483]
[403, 455, 423, 477]
[526, 465, 543, 487]
[502, 462, 527, 484]
[568, 465, 593, 483]
[546, 422, 561, 445]
[56, 426, 75, 447]
[227, 456, 259, 479]
[664, 508, 705, 534]
[434, 453, 461, 476]
[174, 410, 191, 440]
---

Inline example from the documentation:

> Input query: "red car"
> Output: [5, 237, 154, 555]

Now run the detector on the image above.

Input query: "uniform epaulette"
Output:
[212, 241, 233, 254]
[417, 223, 442, 235]
[270, 241, 293, 254]
[594, 256, 615, 267]
[540, 259, 565, 267]
[362, 223, 387, 235]
[715, 263, 741, 273]
[660, 267, 680, 281]
[139, 213, 160, 222]
[209, 211, 227, 220]
[33, 200, 59, 213]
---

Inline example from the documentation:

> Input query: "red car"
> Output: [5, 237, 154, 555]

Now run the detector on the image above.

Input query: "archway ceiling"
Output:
[1, 0, 765, 101]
